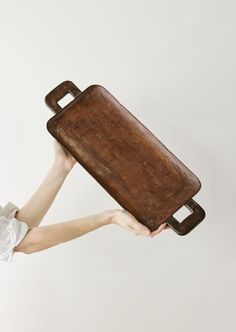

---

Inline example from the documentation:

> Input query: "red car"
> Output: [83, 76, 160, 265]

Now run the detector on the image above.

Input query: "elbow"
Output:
[14, 242, 35, 255]
[13, 228, 37, 255]
[21, 246, 35, 255]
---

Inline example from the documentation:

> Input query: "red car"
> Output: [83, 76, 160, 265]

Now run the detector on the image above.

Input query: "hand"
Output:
[110, 209, 168, 237]
[53, 139, 77, 172]
[149, 223, 170, 237]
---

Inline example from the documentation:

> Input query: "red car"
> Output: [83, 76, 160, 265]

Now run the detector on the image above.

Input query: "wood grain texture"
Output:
[45, 81, 205, 235]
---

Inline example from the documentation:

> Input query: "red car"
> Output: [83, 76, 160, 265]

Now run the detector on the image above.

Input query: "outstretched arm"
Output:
[14, 210, 166, 255]
[14, 210, 114, 254]
[15, 140, 76, 228]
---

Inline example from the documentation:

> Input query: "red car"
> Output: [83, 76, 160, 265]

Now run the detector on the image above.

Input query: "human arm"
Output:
[15, 140, 76, 228]
[14, 209, 167, 254]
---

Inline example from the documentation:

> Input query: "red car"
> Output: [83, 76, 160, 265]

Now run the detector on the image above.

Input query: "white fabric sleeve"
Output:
[0, 202, 30, 263]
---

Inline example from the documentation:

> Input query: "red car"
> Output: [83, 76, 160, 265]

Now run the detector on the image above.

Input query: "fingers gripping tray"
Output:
[45, 80, 205, 235]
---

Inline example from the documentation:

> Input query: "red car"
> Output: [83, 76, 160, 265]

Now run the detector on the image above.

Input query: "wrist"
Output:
[99, 210, 116, 226]
[101, 209, 121, 226]
[52, 159, 71, 177]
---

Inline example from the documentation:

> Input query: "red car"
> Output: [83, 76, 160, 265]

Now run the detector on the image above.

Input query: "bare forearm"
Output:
[14, 210, 114, 254]
[15, 161, 70, 228]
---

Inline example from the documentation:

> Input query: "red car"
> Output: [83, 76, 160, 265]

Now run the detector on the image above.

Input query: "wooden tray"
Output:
[45, 80, 205, 235]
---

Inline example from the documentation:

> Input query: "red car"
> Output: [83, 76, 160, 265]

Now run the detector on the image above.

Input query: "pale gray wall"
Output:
[0, 1, 235, 331]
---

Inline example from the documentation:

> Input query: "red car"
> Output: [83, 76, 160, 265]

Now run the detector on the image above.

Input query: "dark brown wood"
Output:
[45, 81, 206, 235]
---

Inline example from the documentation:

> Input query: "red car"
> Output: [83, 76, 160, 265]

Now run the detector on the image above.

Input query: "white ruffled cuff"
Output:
[0, 216, 29, 263]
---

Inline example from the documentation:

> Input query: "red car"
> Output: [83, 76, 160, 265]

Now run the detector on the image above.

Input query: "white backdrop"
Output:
[0, 1, 235, 331]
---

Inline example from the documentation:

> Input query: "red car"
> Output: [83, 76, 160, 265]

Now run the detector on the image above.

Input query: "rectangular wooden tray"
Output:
[45, 80, 205, 235]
